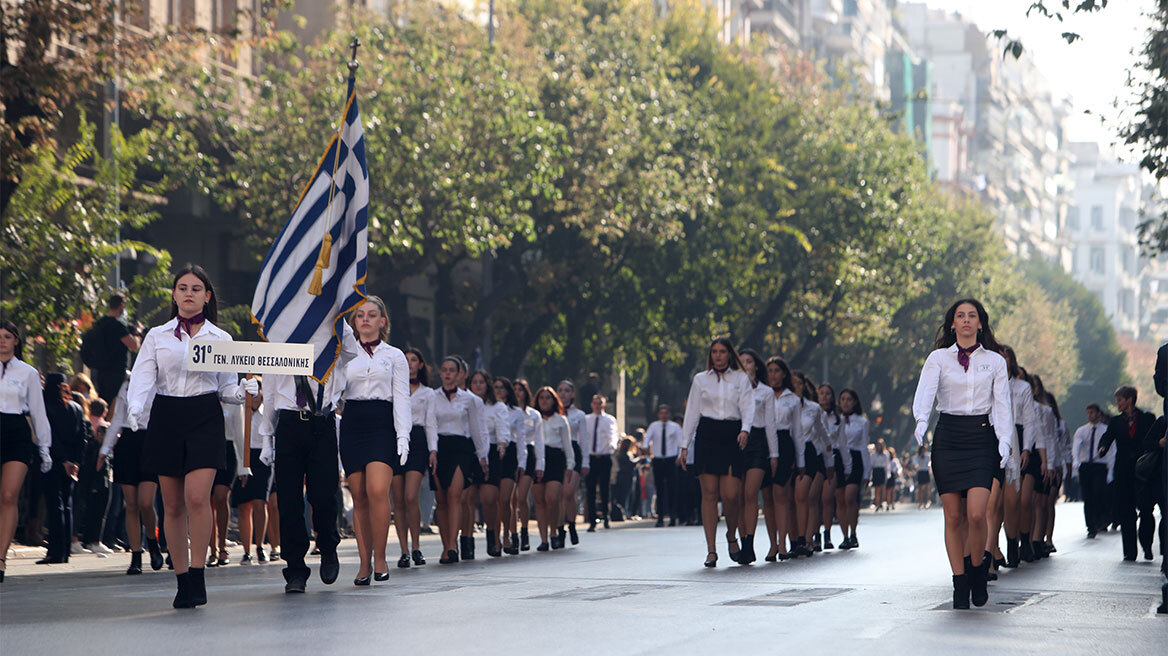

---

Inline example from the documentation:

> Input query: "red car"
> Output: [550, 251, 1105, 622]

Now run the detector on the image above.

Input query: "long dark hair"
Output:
[818, 383, 839, 423]
[0, 320, 23, 360]
[43, 372, 69, 406]
[493, 376, 520, 408]
[469, 370, 494, 405]
[534, 386, 565, 417]
[765, 356, 795, 393]
[1000, 344, 1020, 378]
[793, 371, 817, 403]
[169, 264, 218, 323]
[406, 347, 429, 386]
[1046, 392, 1062, 422]
[933, 298, 1002, 353]
[739, 348, 766, 385]
[840, 388, 865, 416]
[705, 336, 743, 371]
[514, 379, 533, 409]
[1030, 373, 1048, 405]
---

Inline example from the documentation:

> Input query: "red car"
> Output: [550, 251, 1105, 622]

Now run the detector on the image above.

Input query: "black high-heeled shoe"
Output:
[398, 554, 411, 569]
[765, 546, 778, 563]
[520, 528, 530, 551]
[439, 549, 459, 564]
[536, 542, 550, 552]
[354, 574, 371, 586]
[374, 571, 389, 581]
[412, 550, 426, 566]
[568, 523, 579, 545]
[739, 534, 756, 565]
[726, 533, 741, 563]
[704, 552, 718, 568]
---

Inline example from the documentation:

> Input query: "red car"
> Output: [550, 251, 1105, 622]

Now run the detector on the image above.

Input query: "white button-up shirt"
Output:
[259, 324, 359, 438]
[644, 420, 682, 459]
[1010, 377, 1039, 444]
[749, 383, 780, 458]
[564, 405, 588, 469]
[410, 385, 439, 453]
[484, 401, 512, 446]
[681, 369, 755, 452]
[795, 401, 827, 468]
[911, 344, 1013, 453]
[0, 357, 51, 452]
[541, 412, 576, 470]
[840, 413, 872, 477]
[434, 388, 489, 460]
[341, 341, 411, 441]
[128, 318, 245, 420]
[515, 406, 546, 472]
[584, 411, 618, 456]
[1072, 420, 1115, 482]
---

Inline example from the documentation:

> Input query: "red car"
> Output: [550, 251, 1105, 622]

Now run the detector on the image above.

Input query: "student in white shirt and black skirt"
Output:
[483, 376, 521, 557]
[912, 299, 1014, 610]
[339, 296, 412, 584]
[395, 348, 438, 567]
[765, 356, 801, 561]
[557, 380, 588, 547]
[680, 337, 755, 568]
[0, 321, 53, 583]
[512, 379, 544, 552]
[533, 386, 576, 550]
[735, 349, 777, 565]
[126, 266, 257, 608]
[432, 357, 488, 564]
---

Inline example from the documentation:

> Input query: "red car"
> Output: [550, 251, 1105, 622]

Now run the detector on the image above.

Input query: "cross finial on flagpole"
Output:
[348, 36, 361, 74]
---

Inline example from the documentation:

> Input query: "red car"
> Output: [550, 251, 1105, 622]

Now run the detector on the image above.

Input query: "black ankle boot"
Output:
[188, 567, 207, 606]
[568, 523, 579, 545]
[969, 557, 988, 607]
[127, 551, 143, 575]
[486, 530, 501, 557]
[520, 527, 530, 551]
[952, 573, 971, 609]
[173, 572, 194, 609]
[460, 535, 474, 561]
[1020, 533, 1034, 562]
[1005, 537, 1019, 568]
[145, 538, 164, 571]
[741, 534, 756, 564]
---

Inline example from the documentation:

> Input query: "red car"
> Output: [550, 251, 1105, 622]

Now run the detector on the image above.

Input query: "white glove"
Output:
[998, 440, 1013, 470]
[235, 377, 260, 401]
[259, 442, 274, 466]
[240, 466, 253, 478]
[127, 413, 141, 433]
[39, 451, 52, 473]
[397, 436, 410, 467]
[914, 421, 927, 446]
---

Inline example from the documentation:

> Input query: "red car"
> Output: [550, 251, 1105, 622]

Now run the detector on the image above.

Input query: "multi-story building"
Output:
[1065, 142, 1144, 337]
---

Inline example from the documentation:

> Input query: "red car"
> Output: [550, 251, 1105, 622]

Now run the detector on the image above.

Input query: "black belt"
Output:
[280, 408, 334, 422]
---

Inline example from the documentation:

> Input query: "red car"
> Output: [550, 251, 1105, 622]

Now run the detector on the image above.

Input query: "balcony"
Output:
[753, 1, 802, 46]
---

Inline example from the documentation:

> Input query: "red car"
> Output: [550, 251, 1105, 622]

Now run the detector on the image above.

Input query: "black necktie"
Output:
[1088, 426, 1096, 463]
[592, 415, 600, 454]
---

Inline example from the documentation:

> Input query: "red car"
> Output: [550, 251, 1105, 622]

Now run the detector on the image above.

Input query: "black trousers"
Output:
[1137, 482, 1159, 555]
[79, 479, 110, 545]
[652, 457, 678, 519]
[585, 456, 613, 523]
[42, 465, 75, 561]
[274, 411, 340, 575]
[1080, 462, 1109, 533]
[1113, 473, 1141, 559]
[93, 368, 125, 406]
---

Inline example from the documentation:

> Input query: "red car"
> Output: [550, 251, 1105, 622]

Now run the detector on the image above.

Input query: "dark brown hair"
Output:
[933, 298, 1002, 353]
[705, 336, 743, 371]
[169, 264, 218, 323]
[534, 386, 565, 417]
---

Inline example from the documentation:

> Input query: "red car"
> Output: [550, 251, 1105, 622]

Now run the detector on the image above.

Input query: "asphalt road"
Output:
[1, 503, 1164, 654]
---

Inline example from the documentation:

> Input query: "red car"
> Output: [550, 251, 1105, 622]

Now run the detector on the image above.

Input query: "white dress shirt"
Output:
[222, 401, 249, 476]
[259, 323, 359, 438]
[1035, 403, 1056, 469]
[0, 357, 52, 454]
[516, 406, 546, 472]
[1054, 419, 1071, 469]
[871, 451, 891, 469]
[911, 344, 1014, 455]
[821, 410, 842, 469]
[1071, 420, 1115, 483]
[681, 369, 755, 452]
[795, 401, 827, 468]
[749, 383, 780, 458]
[541, 413, 576, 470]
[434, 388, 489, 460]
[127, 318, 245, 422]
[644, 420, 682, 459]
[485, 401, 512, 446]
[341, 341, 412, 441]
[410, 385, 439, 453]
[565, 405, 588, 469]
[584, 411, 618, 456]
[840, 413, 872, 478]
[1010, 377, 1039, 443]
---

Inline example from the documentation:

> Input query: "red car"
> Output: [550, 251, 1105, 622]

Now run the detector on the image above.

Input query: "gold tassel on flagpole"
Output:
[307, 233, 332, 296]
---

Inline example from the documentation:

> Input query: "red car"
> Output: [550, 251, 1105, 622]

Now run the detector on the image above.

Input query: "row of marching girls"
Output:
[679, 338, 873, 568]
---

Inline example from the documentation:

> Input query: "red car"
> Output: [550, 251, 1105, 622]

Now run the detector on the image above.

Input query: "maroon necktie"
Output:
[957, 343, 980, 371]
[175, 312, 204, 339]
[361, 339, 380, 356]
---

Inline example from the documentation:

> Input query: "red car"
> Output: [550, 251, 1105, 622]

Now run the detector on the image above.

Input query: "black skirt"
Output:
[213, 440, 238, 487]
[1, 413, 36, 465]
[917, 469, 931, 485]
[487, 442, 518, 485]
[885, 472, 898, 488]
[833, 450, 847, 487]
[845, 450, 864, 486]
[871, 467, 887, 486]
[143, 393, 226, 477]
[740, 426, 770, 476]
[931, 413, 998, 495]
[434, 434, 476, 490]
[521, 444, 538, 477]
[802, 442, 825, 478]
[773, 429, 796, 486]
[571, 441, 583, 474]
[693, 416, 743, 477]
[402, 424, 430, 475]
[544, 446, 567, 483]
[112, 429, 156, 486]
[231, 448, 271, 504]
[339, 399, 396, 477]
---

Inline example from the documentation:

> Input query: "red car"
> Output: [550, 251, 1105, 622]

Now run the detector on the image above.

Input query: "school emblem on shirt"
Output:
[977, 363, 992, 373]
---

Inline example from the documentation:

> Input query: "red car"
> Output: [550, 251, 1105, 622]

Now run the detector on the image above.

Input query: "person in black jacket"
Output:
[1097, 385, 1156, 562]
[37, 373, 87, 564]
[1154, 342, 1168, 418]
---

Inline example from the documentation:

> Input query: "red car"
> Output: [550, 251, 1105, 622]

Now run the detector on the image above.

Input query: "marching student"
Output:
[680, 337, 754, 567]
[644, 404, 682, 527]
[887, 447, 902, 511]
[513, 379, 545, 552]
[535, 386, 575, 551]
[819, 383, 843, 550]
[557, 380, 588, 547]
[584, 394, 618, 533]
[1040, 397, 1070, 556]
[1017, 369, 1049, 563]
[913, 445, 932, 510]
[339, 296, 411, 584]
[126, 266, 258, 607]
[232, 381, 272, 565]
[838, 388, 870, 549]
[431, 357, 488, 564]
[999, 346, 1036, 567]
[1072, 404, 1110, 538]
[101, 375, 165, 574]
[1028, 374, 1057, 560]
[912, 298, 1013, 610]
[459, 366, 491, 561]
[480, 375, 518, 557]
[208, 401, 245, 568]
[496, 377, 530, 554]
[735, 349, 777, 564]
[765, 356, 801, 561]
[871, 440, 891, 511]
[792, 372, 827, 557]
[1097, 385, 1156, 562]
[394, 348, 438, 567]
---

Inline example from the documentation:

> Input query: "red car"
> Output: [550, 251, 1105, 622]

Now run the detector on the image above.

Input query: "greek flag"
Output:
[250, 75, 368, 384]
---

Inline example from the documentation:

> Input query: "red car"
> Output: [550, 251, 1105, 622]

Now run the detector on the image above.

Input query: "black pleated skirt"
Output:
[434, 434, 476, 490]
[232, 448, 271, 504]
[143, 393, 225, 477]
[773, 429, 796, 486]
[872, 467, 887, 486]
[213, 440, 238, 487]
[931, 413, 998, 495]
[833, 449, 846, 487]
[487, 442, 519, 485]
[693, 416, 743, 477]
[339, 399, 395, 478]
[402, 424, 430, 475]
[740, 426, 770, 477]
[1, 413, 35, 465]
[845, 450, 864, 486]
[544, 446, 567, 483]
[522, 444, 538, 476]
[803, 442, 825, 477]
[112, 428, 156, 485]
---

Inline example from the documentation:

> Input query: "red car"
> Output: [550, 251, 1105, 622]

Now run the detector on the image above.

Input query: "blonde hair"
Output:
[350, 295, 390, 342]
[70, 372, 98, 413]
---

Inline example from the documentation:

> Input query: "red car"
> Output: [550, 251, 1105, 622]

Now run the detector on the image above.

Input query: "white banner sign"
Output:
[187, 340, 315, 375]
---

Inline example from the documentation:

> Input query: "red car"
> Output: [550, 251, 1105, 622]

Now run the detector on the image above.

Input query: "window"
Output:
[844, 0, 859, 17]
[1121, 247, 1131, 274]
[1067, 206, 1080, 231]
[1091, 205, 1104, 230]
[1121, 207, 1137, 230]
[1090, 247, 1105, 274]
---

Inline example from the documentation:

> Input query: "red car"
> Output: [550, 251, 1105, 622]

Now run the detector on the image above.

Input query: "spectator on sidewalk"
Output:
[82, 294, 142, 405]
[78, 399, 113, 555]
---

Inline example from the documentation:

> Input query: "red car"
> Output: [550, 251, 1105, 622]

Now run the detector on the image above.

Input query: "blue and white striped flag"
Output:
[251, 75, 368, 384]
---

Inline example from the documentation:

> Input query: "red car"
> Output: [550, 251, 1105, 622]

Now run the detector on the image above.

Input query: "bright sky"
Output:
[922, 0, 1156, 159]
